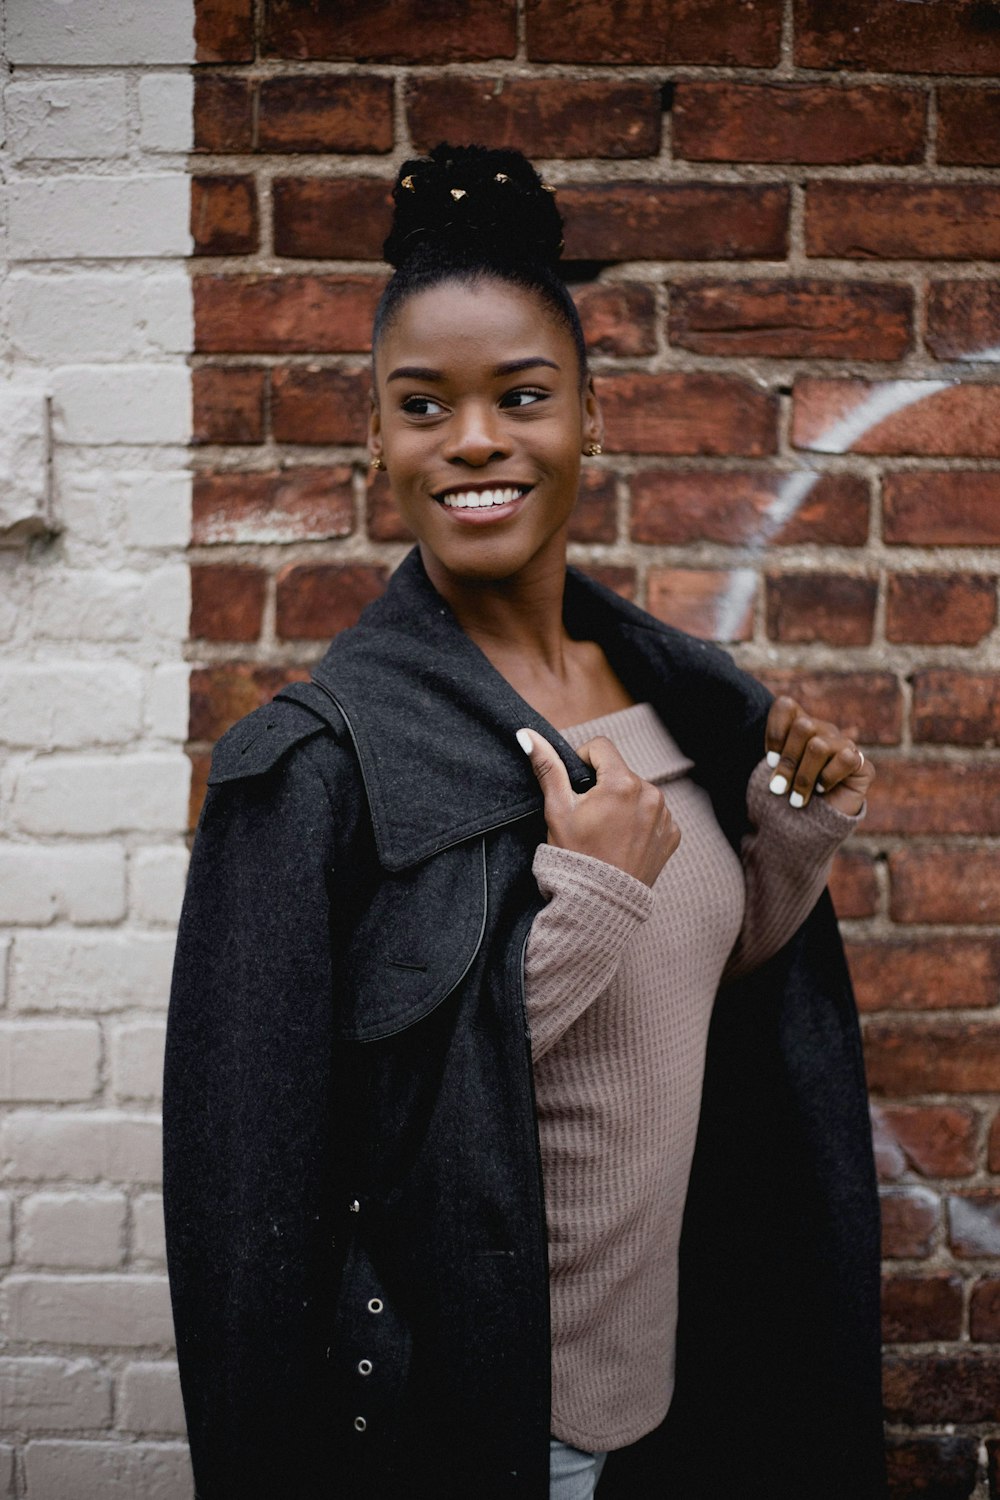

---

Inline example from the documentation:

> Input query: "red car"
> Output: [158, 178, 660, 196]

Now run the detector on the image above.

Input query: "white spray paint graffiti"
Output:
[712, 346, 1000, 641]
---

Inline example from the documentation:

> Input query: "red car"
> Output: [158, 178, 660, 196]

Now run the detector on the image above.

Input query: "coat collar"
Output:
[311, 548, 769, 872]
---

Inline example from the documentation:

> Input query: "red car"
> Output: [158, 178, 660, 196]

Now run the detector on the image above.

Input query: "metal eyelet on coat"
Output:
[358, 1358, 373, 1376]
[354, 1416, 367, 1433]
[367, 1297, 383, 1314]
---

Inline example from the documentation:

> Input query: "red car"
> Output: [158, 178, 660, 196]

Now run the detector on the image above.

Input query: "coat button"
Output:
[354, 1416, 367, 1433]
[367, 1297, 383, 1314]
[358, 1359, 373, 1376]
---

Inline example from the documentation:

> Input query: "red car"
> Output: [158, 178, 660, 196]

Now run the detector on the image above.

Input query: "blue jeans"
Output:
[549, 1438, 608, 1500]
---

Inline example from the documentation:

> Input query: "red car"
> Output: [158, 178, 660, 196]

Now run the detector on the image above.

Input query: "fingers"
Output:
[516, 728, 576, 811]
[575, 734, 631, 784]
[765, 696, 874, 811]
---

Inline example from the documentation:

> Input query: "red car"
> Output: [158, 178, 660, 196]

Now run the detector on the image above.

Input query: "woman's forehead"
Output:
[379, 278, 575, 370]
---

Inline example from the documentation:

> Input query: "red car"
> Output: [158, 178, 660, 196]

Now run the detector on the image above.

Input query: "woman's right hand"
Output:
[517, 729, 680, 888]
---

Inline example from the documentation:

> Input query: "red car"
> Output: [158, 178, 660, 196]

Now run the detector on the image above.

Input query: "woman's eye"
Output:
[401, 395, 446, 416]
[501, 388, 546, 409]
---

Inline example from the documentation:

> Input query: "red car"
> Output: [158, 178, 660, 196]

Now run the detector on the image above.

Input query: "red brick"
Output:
[190, 564, 266, 642]
[270, 366, 371, 445]
[890, 848, 1000, 926]
[765, 572, 876, 646]
[195, 0, 253, 62]
[273, 178, 392, 261]
[990, 1112, 1000, 1172]
[669, 278, 912, 360]
[829, 849, 879, 919]
[882, 1275, 964, 1343]
[880, 1187, 939, 1258]
[877, 1105, 979, 1179]
[914, 672, 1000, 747]
[578, 565, 636, 602]
[190, 663, 310, 743]
[887, 573, 996, 646]
[806, 182, 1000, 261]
[526, 0, 781, 65]
[884, 472, 1000, 545]
[572, 283, 657, 357]
[630, 471, 869, 548]
[193, 76, 254, 153]
[259, 76, 394, 154]
[596, 374, 777, 457]
[886, 1437, 979, 1500]
[938, 86, 1000, 167]
[972, 1280, 1000, 1340]
[847, 938, 1000, 1013]
[366, 471, 409, 543]
[276, 563, 388, 639]
[885, 1353, 1000, 1424]
[568, 469, 618, 544]
[926, 280, 1000, 362]
[191, 176, 258, 257]
[866, 1022, 1000, 1096]
[195, 275, 384, 354]
[794, 0, 1000, 76]
[262, 0, 516, 61]
[407, 77, 660, 160]
[193, 467, 354, 544]
[646, 569, 755, 643]
[673, 82, 925, 166]
[793, 379, 1000, 459]
[756, 671, 902, 746]
[560, 183, 789, 263]
[192, 366, 266, 445]
[949, 1192, 1000, 1258]
[189, 750, 211, 832]
[866, 760, 1000, 837]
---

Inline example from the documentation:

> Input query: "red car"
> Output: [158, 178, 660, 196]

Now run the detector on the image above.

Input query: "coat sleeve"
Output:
[163, 733, 349, 1498]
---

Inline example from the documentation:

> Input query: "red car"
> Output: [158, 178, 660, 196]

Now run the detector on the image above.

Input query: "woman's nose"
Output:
[443, 403, 509, 465]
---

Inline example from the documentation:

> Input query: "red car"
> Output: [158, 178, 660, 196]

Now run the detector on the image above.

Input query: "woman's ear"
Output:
[368, 400, 383, 468]
[582, 375, 604, 453]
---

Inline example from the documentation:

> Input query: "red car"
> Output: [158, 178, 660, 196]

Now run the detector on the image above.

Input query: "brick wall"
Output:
[1, 1, 194, 1494]
[188, 3, 1000, 1494]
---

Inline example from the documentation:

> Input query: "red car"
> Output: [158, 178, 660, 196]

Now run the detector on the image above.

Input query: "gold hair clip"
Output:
[401, 175, 415, 191]
[494, 173, 509, 183]
[541, 182, 556, 194]
[450, 188, 467, 201]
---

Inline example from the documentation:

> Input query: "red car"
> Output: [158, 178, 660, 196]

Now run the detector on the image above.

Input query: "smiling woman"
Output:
[164, 144, 887, 1500]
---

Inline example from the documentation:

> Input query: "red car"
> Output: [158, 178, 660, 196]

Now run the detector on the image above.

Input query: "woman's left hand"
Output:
[764, 696, 875, 817]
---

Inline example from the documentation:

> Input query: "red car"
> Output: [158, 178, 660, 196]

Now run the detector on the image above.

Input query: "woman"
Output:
[164, 145, 886, 1500]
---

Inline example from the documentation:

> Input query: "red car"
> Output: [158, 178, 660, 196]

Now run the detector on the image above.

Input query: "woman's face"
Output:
[370, 277, 602, 591]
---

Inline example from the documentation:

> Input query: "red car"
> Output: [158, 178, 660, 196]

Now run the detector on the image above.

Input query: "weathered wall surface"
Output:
[187, 3, 1000, 1495]
[0, 1, 194, 1494]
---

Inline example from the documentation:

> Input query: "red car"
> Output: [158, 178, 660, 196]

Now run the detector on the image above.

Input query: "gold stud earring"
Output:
[401, 175, 415, 191]
[370, 455, 384, 471]
[586, 442, 603, 457]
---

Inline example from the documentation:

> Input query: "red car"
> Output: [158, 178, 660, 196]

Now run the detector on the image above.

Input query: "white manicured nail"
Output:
[516, 729, 534, 755]
[769, 775, 788, 796]
[789, 790, 805, 810]
[766, 750, 780, 769]
[816, 783, 826, 794]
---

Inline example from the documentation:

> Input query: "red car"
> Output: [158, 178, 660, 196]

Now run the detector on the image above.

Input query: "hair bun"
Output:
[383, 143, 564, 272]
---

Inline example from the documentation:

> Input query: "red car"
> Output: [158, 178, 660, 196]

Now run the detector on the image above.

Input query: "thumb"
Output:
[516, 728, 575, 812]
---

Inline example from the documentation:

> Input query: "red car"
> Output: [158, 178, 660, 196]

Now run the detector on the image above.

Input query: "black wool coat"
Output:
[164, 548, 887, 1500]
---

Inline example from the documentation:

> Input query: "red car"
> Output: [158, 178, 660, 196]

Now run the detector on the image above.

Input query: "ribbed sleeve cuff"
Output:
[746, 758, 866, 848]
[532, 843, 655, 931]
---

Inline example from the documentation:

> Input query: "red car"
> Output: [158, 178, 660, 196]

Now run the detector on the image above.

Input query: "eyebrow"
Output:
[386, 357, 560, 383]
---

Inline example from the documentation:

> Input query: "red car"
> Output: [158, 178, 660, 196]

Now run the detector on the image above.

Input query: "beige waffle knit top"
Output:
[524, 702, 860, 1452]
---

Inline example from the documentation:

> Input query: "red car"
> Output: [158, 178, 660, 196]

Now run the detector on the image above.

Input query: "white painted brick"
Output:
[0, 844, 126, 923]
[10, 271, 193, 361]
[125, 470, 191, 548]
[131, 847, 188, 926]
[120, 1362, 184, 1435]
[7, 1274, 173, 1346]
[148, 564, 192, 643]
[25, 1440, 192, 1500]
[0, 1112, 161, 1184]
[112, 1022, 166, 1102]
[0, 381, 51, 544]
[11, 930, 177, 1011]
[5, 78, 127, 162]
[139, 75, 194, 153]
[133, 1194, 165, 1264]
[0, 939, 10, 1008]
[0, 1022, 101, 1102]
[21, 1192, 126, 1270]
[0, 1357, 112, 1430]
[27, 565, 190, 644]
[0, 1194, 13, 1266]
[8, 0, 196, 66]
[13, 753, 190, 836]
[54, 366, 191, 445]
[0, 663, 144, 749]
[145, 664, 190, 742]
[8, 176, 191, 260]
[0, 1448, 13, 1496]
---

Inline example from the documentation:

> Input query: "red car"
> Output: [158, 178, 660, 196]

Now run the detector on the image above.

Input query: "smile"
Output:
[436, 485, 531, 510]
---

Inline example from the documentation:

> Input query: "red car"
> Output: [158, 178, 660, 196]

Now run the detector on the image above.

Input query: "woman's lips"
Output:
[434, 485, 532, 523]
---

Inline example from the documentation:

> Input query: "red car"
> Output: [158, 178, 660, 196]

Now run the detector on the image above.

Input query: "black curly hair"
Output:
[372, 143, 587, 384]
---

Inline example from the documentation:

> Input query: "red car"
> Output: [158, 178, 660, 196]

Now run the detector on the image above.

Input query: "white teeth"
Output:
[440, 487, 526, 509]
